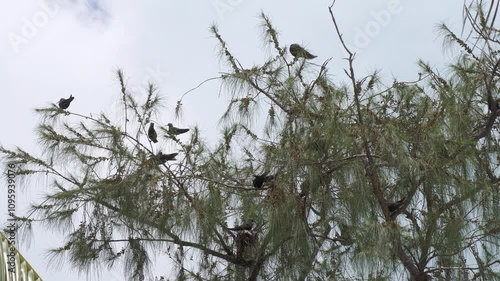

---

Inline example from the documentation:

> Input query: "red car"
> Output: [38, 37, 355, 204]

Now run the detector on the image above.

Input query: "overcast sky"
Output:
[0, 0, 464, 280]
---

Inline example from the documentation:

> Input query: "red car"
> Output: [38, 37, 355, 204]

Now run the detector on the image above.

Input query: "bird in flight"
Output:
[167, 123, 190, 135]
[58, 95, 75, 109]
[148, 123, 158, 143]
[157, 152, 178, 164]
[289, 44, 317, 59]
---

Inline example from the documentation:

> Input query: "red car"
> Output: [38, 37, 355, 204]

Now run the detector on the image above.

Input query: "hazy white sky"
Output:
[0, 0, 464, 280]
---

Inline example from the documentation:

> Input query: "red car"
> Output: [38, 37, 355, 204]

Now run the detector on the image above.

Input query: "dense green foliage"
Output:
[2, 2, 499, 280]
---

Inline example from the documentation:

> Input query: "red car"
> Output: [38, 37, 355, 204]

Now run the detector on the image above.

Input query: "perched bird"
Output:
[388, 197, 406, 213]
[58, 95, 74, 109]
[100, 175, 123, 185]
[157, 152, 178, 164]
[148, 123, 158, 143]
[488, 99, 500, 112]
[337, 223, 353, 245]
[289, 44, 317, 59]
[167, 123, 190, 135]
[252, 173, 275, 188]
[235, 229, 257, 258]
[228, 220, 254, 231]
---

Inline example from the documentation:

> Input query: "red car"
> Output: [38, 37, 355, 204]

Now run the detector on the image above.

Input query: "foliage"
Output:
[1, 1, 500, 280]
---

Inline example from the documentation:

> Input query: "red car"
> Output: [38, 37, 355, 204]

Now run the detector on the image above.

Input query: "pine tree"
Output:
[2, 2, 500, 280]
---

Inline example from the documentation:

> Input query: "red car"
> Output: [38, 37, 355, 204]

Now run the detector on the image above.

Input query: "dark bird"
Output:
[228, 220, 254, 231]
[289, 44, 317, 59]
[157, 152, 178, 164]
[167, 123, 190, 135]
[388, 197, 406, 213]
[148, 123, 158, 143]
[338, 223, 353, 245]
[488, 99, 500, 112]
[252, 173, 275, 188]
[58, 95, 74, 109]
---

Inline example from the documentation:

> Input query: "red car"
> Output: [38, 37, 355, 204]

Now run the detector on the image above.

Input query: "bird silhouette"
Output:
[252, 173, 274, 188]
[488, 100, 500, 112]
[388, 197, 405, 213]
[167, 123, 190, 135]
[338, 223, 353, 245]
[58, 95, 74, 109]
[148, 123, 158, 143]
[157, 152, 178, 164]
[289, 44, 317, 59]
[228, 220, 254, 231]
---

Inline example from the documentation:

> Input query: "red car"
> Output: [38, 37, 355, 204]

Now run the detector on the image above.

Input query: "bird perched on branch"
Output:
[236, 229, 258, 259]
[148, 123, 158, 143]
[488, 97, 500, 113]
[289, 44, 317, 59]
[337, 223, 353, 245]
[167, 123, 189, 135]
[156, 152, 178, 164]
[388, 197, 406, 213]
[58, 95, 74, 109]
[228, 220, 254, 231]
[253, 173, 275, 188]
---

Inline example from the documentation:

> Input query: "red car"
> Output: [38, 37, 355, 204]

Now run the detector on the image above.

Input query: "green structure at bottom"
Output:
[0, 231, 43, 281]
